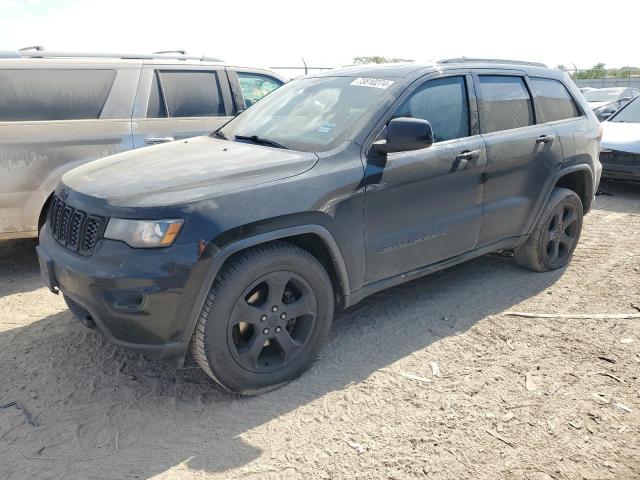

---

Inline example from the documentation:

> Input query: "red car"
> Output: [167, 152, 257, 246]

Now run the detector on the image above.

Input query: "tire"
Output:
[191, 241, 334, 395]
[514, 187, 583, 272]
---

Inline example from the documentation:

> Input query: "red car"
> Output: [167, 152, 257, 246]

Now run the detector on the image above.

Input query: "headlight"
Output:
[104, 218, 184, 248]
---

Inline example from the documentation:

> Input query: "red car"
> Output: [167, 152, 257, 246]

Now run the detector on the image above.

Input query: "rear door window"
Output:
[156, 70, 225, 117]
[531, 77, 581, 122]
[0, 69, 116, 121]
[237, 72, 282, 108]
[478, 76, 534, 133]
[393, 76, 470, 142]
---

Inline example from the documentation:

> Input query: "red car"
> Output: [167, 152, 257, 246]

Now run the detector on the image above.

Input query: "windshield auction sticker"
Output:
[350, 78, 395, 89]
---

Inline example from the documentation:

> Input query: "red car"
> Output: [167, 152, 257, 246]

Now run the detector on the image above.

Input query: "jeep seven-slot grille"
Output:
[48, 195, 106, 255]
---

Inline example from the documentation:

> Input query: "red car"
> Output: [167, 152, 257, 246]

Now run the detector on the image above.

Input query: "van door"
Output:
[474, 73, 564, 246]
[0, 65, 137, 238]
[132, 67, 234, 148]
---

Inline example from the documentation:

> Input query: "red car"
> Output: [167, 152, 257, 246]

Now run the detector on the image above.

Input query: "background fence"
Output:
[564, 66, 640, 89]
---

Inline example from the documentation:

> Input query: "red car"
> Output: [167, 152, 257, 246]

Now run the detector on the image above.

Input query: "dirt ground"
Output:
[1, 181, 639, 480]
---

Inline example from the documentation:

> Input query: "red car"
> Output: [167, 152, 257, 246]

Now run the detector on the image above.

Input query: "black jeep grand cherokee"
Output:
[38, 59, 602, 394]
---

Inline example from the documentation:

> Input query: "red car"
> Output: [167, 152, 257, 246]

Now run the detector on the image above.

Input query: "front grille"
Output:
[600, 150, 640, 167]
[48, 194, 106, 255]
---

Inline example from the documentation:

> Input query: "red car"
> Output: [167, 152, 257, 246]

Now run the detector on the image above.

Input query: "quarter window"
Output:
[530, 77, 580, 122]
[478, 76, 534, 133]
[154, 70, 225, 118]
[237, 72, 282, 109]
[394, 76, 470, 142]
[0, 69, 115, 121]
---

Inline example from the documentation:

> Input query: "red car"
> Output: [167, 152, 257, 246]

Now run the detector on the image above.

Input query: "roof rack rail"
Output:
[153, 50, 187, 55]
[437, 57, 547, 68]
[19, 45, 44, 52]
[11, 50, 224, 62]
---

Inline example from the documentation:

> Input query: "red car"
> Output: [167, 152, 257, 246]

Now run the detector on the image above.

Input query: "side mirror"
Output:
[373, 117, 433, 154]
[599, 111, 613, 120]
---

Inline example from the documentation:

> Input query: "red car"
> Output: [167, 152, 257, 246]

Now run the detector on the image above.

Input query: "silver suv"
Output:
[0, 49, 284, 239]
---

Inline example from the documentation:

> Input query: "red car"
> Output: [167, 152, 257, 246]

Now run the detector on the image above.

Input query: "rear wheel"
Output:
[514, 187, 583, 272]
[191, 241, 334, 395]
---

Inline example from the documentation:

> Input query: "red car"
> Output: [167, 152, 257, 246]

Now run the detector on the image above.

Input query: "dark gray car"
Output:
[0, 50, 284, 239]
[37, 59, 602, 394]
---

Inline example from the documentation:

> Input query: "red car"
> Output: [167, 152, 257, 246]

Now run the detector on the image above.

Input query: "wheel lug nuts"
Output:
[275, 326, 282, 333]
[271, 305, 278, 312]
[260, 315, 267, 322]
[280, 313, 286, 320]
[263, 327, 269, 335]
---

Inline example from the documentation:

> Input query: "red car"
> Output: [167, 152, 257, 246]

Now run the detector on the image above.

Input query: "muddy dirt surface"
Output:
[1, 181, 639, 480]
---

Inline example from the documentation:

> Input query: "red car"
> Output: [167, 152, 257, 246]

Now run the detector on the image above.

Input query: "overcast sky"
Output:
[1, 0, 637, 73]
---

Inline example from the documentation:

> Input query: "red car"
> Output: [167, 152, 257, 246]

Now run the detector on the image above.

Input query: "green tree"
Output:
[572, 62, 607, 80]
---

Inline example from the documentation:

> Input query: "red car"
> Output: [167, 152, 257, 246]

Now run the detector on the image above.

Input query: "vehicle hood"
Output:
[588, 100, 615, 110]
[601, 121, 640, 154]
[62, 136, 319, 207]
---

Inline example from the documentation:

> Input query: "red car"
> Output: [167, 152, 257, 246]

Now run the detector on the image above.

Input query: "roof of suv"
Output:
[0, 50, 284, 78]
[309, 58, 556, 81]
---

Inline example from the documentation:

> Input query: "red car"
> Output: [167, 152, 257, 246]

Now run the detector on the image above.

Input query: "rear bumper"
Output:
[37, 225, 200, 360]
[601, 165, 640, 182]
[600, 150, 640, 182]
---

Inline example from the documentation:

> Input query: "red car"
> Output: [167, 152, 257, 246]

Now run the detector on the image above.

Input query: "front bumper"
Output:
[37, 225, 201, 360]
[600, 149, 640, 182]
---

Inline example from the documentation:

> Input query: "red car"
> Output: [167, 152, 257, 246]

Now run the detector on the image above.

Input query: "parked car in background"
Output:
[0, 50, 284, 240]
[583, 87, 640, 121]
[579, 87, 596, 93]
[600, 96, 640, 181]
[37, 58, 601, 394]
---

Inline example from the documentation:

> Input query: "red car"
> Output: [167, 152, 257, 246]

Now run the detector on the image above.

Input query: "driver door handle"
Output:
[145, 136, 175, 145]
[453, 150, 480, 172]
[536, 134, 555, 144]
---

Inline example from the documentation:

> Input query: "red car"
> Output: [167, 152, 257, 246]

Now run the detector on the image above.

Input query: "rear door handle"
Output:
[145, 136, 175, 145]
[536, 135, 555, 144]
[455, 149, 481, 160]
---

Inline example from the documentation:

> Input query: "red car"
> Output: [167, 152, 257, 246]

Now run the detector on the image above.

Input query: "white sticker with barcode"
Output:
[350, 78, 395, 89]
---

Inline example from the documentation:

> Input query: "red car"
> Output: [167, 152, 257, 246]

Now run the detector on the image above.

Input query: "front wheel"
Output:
[514, 187, 584, 272]
[191, 241, 334, 395]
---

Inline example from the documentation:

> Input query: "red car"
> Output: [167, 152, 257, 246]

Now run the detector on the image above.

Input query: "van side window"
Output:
[157, 70, 225, 117]
[531, 77, 580, 122]
[237, 72, 282, 109]
[393, 76, 470, 142]
[147, 71, 167, 118]
[0, 69, 116, 121]
[478, 76, 534, 133]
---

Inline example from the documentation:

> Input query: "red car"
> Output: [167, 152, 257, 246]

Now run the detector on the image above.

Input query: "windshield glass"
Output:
[610, 97, 640, 123]
[583, 88, 623, 102]
[219, 76, 397, 152]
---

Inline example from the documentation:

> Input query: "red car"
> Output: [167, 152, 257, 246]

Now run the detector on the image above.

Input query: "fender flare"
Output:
[524, 163, 595, 240]
[177, 224, 351, 365]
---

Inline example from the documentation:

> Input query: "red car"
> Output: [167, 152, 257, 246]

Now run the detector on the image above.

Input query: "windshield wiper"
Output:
[234, 134, 288, 150]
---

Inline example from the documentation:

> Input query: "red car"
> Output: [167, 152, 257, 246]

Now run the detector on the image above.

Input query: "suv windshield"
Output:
[583, 88, 624, 102]
[610, 97, 640, 123]
[219, 76, 397, 152]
